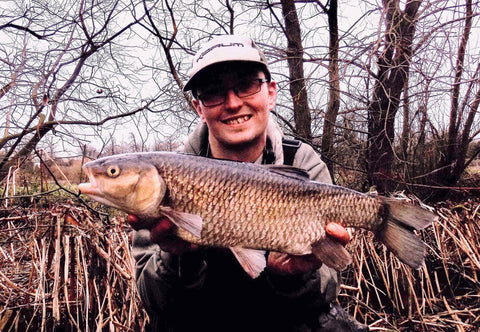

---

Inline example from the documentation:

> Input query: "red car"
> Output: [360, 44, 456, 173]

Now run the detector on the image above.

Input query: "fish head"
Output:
[78, 154, 166, 219]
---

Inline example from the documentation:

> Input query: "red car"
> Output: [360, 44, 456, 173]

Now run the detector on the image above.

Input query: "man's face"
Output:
[192, 63, 277, 150]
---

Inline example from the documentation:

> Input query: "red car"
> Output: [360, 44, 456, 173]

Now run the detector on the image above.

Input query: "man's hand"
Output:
[127, 214, 196, 254]
[267, 222, 350, 275]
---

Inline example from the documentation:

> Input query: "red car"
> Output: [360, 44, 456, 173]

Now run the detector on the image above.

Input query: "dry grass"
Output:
[340, 195, 480, 331]
[0, 193, 479, 331]
[0, 200, 147, 331]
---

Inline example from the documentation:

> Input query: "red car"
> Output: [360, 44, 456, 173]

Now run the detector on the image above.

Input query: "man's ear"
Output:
[267, 81, 277, 111]
[192, 99, 206, 123]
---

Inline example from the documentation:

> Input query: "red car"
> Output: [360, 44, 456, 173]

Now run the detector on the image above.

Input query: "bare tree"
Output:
[277, 0, 312, 141]
[366, 0, 421, 192]
[1, 0, 479, 196]
[0, 0, 162, 179]
[441, 0, 479, 186]
[390, 0, 480, 194]
[319, 0, 340, 175]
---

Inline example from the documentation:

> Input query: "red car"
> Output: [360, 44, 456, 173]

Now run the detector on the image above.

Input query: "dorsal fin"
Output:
[265, 165, 310, 181]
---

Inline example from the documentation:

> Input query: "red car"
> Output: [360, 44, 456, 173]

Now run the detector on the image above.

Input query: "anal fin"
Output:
[230, 247, 267, 278]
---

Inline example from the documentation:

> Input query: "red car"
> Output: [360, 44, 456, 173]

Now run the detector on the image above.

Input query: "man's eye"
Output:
[200, 93, 220, 102]
[202, 91, 218, 97]
[237, 81, 251, 90]
[200, 86, 221, 95]
[237, 80, 256, 94]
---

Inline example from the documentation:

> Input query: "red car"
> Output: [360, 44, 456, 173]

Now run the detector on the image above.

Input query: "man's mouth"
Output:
[223, 115, 251, 125]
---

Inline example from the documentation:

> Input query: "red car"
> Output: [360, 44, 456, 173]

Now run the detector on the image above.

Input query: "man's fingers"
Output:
[150, 220, 196, 254]
[127, 214, 151, 230]
[127, 215, 194, 254]
[325, 222, 350, 246]
[127, 214, 175, 234]
[150, 218, 176, 243]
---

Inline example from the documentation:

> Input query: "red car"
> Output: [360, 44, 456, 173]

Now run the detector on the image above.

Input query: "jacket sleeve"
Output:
[293, 143, 332, 184]
[132, 230, 207, 319]
[265, 264, 340, 309]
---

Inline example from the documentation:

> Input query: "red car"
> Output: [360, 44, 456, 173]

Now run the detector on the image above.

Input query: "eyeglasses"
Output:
[197, 78, 269, 107]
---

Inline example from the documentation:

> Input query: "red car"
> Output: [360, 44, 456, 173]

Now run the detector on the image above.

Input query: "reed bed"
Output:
[0, 200, 147, 331]
[340, 195, 480, 331]
[0, 194, 478, 331]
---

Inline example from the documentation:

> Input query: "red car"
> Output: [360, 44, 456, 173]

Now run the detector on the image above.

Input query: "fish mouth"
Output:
[78, 167, 124, 210]
[78, 182, 100, 197]
[222, 114, 252, 125]
[78, 167, 97, 195]
[78, 168, 108, 203]
[78, 181, 122, 209]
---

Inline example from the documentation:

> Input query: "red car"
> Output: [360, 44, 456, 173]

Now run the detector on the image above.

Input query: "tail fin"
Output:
[376, 198, 436, 269]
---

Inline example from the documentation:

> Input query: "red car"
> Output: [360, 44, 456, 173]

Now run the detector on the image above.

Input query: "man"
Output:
[129, 35, 368, 331]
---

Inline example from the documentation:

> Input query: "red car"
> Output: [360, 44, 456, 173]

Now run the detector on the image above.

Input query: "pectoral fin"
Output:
[159, 207, 203, 238]
[230, 247, 267, 278]
[311, 237, 352, 271]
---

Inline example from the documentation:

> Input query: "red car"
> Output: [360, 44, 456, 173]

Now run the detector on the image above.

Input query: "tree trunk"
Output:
[322, 0, 339, 175]
[367, 0, 421, 192]
[280, 0, 311, 141]
[444, 0, 473, 185]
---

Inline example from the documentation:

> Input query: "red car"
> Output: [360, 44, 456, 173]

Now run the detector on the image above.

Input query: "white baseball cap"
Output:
[183, 35, 270, 92]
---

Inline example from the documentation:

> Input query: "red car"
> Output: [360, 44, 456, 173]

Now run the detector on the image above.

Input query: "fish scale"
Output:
[165, 159, 301, 248]
[161, 156, 360, 251]
[78, 151, 436, 277]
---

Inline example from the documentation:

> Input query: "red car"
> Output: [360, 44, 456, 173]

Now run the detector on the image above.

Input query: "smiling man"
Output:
[190, 62, 274, 162]
[130, 35, 368, 332]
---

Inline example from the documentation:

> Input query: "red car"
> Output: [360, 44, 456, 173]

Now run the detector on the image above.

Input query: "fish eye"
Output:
[106, 165, 121, 178]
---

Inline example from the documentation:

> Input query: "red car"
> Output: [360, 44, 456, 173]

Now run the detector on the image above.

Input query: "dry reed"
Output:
[0, 193, 478, 331]
[0, 200, 147, 331]
[340, 195, 480, 331]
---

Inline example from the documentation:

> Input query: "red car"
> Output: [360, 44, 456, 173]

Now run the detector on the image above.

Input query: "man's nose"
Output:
[223, 89, 243, 109]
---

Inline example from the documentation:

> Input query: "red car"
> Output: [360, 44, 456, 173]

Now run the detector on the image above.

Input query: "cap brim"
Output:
[183, 60, 269, 92]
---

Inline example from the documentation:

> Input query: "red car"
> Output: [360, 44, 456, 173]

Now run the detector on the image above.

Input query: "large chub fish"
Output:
[78, 152, 435, 278]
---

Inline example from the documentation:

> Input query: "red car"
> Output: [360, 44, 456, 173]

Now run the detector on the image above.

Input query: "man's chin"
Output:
[221, 134, 263, 149]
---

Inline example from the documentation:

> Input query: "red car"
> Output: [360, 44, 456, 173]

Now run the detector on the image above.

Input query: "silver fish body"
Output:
[78, 152, 435, 277]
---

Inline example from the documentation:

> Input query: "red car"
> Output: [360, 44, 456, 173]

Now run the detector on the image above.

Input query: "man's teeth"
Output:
[225, 115, 250, 125]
